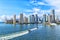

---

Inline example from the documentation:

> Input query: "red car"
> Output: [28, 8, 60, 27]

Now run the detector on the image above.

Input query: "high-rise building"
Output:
[50, 14, 53, 23]
[48, 14, 51, 23]
[19, 13, 24, 24]
[29, 15, 32, 23]
[24, 17, 28, 23]
[28, 16, 30, 23]
[5, 16, 7, 23]
[43, 14, 46, 23]
[46, 16, 48, 22]
[52, 9, 55, 22]
[13, 14, 16, 24]
[56, 16, 59, 23]
[29, 15, 35, 23]
[31, 15, 35, 23]
[35, 14, 38, 23]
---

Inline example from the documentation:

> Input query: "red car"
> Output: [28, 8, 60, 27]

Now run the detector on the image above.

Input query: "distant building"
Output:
[24, 17, 28, 23]
[48, 14, 51, 23]
[46, 16, 48, 22]
[28, 15, 35, 23]
[56, 16, 59, 23]
[50, 14, 53, 23]
[35, 14, 38, 23]
[31, 15, 35, 23]
[52, 9, 55, 22]
[43, 14, 46, 23]
[19, 13, 24, 24]
[4, 16, 7, 23]
[5, 18, 13, 24]
[38, 17, 42, 23]
[29, 15, 32, 23]
[47, 10, 55, 23]
[13, 14, 16, 24]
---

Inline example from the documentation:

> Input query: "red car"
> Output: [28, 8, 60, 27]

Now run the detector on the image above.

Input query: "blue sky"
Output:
[0, 0, 52, 15]
[0, 0, 60, 21]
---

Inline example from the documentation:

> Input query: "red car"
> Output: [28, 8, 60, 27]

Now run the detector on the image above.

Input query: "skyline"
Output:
[5, 10, 59, 24]
[0, 0, 60, 22]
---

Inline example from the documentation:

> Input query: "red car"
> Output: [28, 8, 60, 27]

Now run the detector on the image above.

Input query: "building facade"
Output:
[24, 17, 28, 23]
[13, 14, 16, 24]
[19, 13, 24, 24]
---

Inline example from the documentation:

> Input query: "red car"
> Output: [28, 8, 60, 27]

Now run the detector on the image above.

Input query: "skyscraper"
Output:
[19, 13, 24, 24]
[31, 15, 35, 23]
[50, 14, 53, 23]
[13, 14, 16, 24]
[48, 14, 51, 23]
[52, 9, 55, 22]
[43, 14, 46, 23]
[56, 16, 59, 23]
[24, 17, 28, 23]
[29, 15, 32, 23]
[35, 14, 38, 23]
[29, 15, 35, 23]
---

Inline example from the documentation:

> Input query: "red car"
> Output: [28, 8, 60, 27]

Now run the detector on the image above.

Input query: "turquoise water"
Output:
[0, 23, 60, 40]
[0, 23, 38, 36]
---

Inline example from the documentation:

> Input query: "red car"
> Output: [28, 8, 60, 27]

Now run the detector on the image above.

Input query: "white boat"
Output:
[28, 27, 38, 32]
[50, 23, 57, 26]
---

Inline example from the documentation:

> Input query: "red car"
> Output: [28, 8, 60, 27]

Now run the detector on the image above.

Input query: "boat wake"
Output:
[0, 27, 38, 40]
[0, 30, 29, 40]
[28, 27, 38, 32]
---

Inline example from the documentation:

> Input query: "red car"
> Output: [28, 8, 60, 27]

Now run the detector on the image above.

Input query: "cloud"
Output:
[37, 2, 48, 5]
[24, 7, 52, 17]
[30, 0, 37, 3]
[0, 15, 20, 22]
[33, 8, 40, 13]
[45, 0, 60, 19]
[45, 0, 60, 9]
[0, 15, 13, 21]
[30, 0, 49, 6]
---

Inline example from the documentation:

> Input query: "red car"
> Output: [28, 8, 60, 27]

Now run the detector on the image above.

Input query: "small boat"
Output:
[50, 23, 57, 26]
[28, 27, 38, 32]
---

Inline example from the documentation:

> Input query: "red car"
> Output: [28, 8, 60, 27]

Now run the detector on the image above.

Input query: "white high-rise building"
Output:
[35, 14, 38, 23]
[19, 13, 24, 24]
[48, 14, 51, 23]
[31, 15, 35, 23]
[13, 14, 16, 24]
[43, 14, 46, 23]
[51, 9, 55, 22]
[28, 16, 30, 23]
[28, 15, 35, 23]
[24, 17, 28, 23]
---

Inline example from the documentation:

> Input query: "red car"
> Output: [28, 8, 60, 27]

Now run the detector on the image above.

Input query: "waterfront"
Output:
[0, 23, 60, 40]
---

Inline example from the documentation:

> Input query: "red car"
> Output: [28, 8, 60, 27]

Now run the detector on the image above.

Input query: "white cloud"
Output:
[24, 7, 52, 17]
[30, 0, 49, 6]
[33, 8, 40, 13]
[45, 0, 60, 19]
[32, 8, 47, 18]
[0, 15, 13, 21]
[37, 2, 48, 5]
[45, 0, 60, 9]
[0, 15, 20, 22]
[30, 0, 37, 3]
